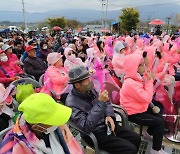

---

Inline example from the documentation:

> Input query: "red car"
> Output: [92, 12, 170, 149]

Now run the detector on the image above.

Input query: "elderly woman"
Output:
[0, 83, 15, 131]
[0, 49, 23, 86]
[0, 93, 72, 154]
[112, 41, 126, 80]
[41, 52, 69, 101]
[2, 44, 20, 66]
[64, 47, 84, 71]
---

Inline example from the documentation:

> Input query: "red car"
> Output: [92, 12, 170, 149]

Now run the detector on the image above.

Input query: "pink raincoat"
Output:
[41, 65, 68, 98]
[120, 54, 154, 115]
[64, 47, 84, 71]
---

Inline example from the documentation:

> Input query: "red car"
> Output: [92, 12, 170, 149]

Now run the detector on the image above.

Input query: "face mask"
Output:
[0, 55, 8, 62]
[82, 82, 94, 92]
[43, 46, 48, 50]
[69, 54, 76, 61]
[45, 126, 58, 134]
[36, 125, 58, 134]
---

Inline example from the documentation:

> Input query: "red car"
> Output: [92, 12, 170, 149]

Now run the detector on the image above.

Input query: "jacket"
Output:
[120, 54, 154, 115]
[64, 58, 84, 71]
[24, 56, 47, 80]
[112, 53, 125, 77]
[21, 49, 42, 63]
[41, 65, 68, 98]
[6, 53, 19, 64]
[65, 88, 115, 133]
[0, 116, 70, 154]
[40, 49, 52, 62]
[0, 61, 23, 85]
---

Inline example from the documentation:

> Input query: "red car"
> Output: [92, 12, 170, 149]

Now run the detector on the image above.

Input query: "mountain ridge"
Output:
[0, 3, 179, 23]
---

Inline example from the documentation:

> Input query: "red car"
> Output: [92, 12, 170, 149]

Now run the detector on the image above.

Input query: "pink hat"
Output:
[47, 53, 62, 65]
[61, 38, 68, 45]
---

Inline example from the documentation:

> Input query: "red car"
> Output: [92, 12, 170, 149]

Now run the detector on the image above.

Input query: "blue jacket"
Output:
[66, 88, 115, 133]
[21, 49, 42, 63]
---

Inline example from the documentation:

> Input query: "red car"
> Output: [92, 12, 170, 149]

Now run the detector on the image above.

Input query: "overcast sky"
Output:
[0, 0, 180, 12]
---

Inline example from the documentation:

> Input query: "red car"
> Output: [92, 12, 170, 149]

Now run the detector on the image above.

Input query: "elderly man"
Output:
[66, 65, 141, 154]
[23, 45, 47, 80]
[0, 93, 72, 154]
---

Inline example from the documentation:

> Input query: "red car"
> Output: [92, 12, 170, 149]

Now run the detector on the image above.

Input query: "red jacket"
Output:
[7, 53, 19, 64]
[0, 61, 23, 85]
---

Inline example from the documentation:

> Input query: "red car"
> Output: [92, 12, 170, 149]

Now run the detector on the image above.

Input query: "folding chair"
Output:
[10, 78, 41, 88]
[0, 126, 12, 142]
[68, 120, 110, 154]
[39, 74, 45, 86]
[104, 81, 135, 131]
[68, 102, 132, 154]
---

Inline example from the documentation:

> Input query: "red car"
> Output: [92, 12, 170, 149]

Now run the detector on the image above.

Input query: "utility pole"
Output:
[167, 17, 171, 34]
[22, 0, 27, 30]
[105, 0, 108, 28]
[101, 0, 106, 28]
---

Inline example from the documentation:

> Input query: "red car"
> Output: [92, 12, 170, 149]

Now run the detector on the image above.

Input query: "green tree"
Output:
[119, 7, 140, 33]
[66, 19, 82, 28]
[46, 17, 67, 28]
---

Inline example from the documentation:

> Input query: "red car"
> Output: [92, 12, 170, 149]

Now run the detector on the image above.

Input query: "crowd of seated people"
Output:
[0, 31, 179, 154]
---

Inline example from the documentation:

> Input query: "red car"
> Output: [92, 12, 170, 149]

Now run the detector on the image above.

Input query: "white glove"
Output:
[152, 106, 160, 113]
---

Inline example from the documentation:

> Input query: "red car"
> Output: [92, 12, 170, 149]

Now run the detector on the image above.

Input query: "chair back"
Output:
[11, 78, 41, 88]
[39, 74, 45, 86]
[68, 120, 110, 154]
[104, 81, 120, 104]
[0, 127, 12, 142]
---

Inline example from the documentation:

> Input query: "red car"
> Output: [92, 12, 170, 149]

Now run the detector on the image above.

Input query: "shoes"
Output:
[143, 132, 153, 141]
[150, 148, 169, 154]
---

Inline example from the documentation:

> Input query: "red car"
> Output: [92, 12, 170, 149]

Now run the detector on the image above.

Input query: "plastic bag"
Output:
[67, 137, 84, 154]
[16, 84, 34, 103]
[60, 124, 84, 154]
[173, 81, 180, 109]
[155, 84, 177, 132]
[155, 84, 176, 115]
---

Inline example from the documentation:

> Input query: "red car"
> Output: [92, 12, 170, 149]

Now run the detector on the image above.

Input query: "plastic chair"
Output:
[39, 74, 45, 86]
[104, 81, 135, 131]
[0, 126, 12, 142]
[68, 120, 110, 154]
[68, 103, 131, 154]
[104, 81, 120, 104]
[10, 78, 41, 88]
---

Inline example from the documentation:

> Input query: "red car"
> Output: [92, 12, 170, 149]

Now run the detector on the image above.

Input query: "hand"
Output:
[105, 116, 115, 132]
[146, 70, 153, 80]
[15, 76, 21, 80]
[98, 90, 109, 102]
[9, 77, 16, 81]
[152, 106, 160, 113]
[0, 103, 3, 109]
[15, 60, 20, 65]
[60, 124, 72, 143]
